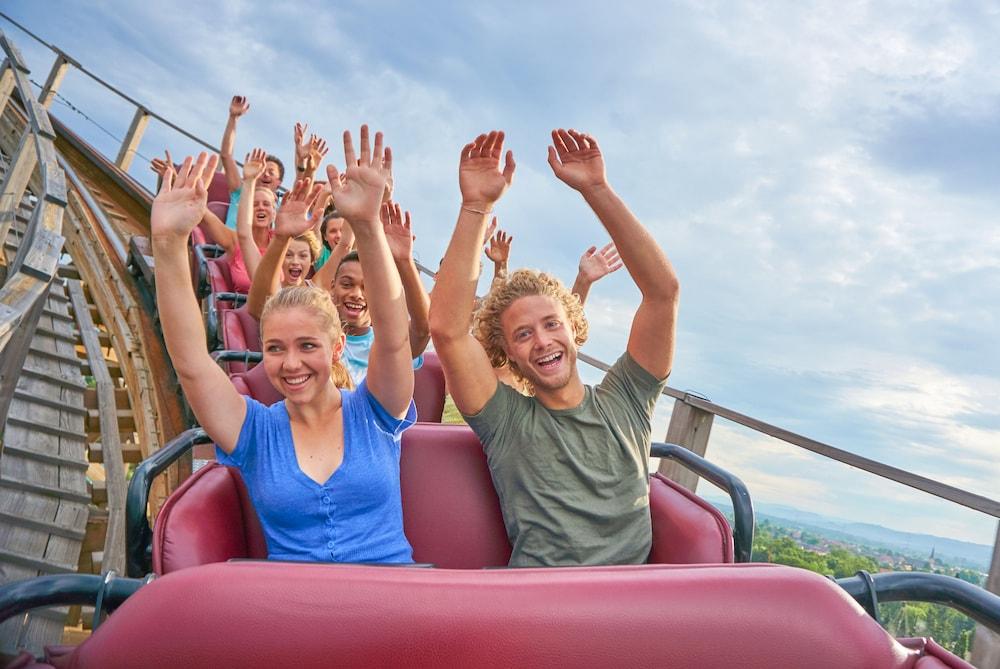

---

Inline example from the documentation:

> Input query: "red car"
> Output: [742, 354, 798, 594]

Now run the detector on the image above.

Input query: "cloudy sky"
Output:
[3, 1, 998, 545]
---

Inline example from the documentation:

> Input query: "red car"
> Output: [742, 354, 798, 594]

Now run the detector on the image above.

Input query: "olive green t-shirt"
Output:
[464, 352, 666, 567]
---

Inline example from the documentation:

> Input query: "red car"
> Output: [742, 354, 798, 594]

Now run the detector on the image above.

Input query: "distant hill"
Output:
[709, 500, 993, 571]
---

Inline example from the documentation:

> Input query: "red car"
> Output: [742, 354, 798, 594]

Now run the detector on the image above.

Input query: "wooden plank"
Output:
[658, 398, 715, 493]
[11, 388, 87, 415]
[33, 321, 77, 343]
[88, 440, 142, 465]
[84, 386, 131, 410]
[0, 477, 92, 505]
[89, 479, 107, 506]
[38, 54, 71, 109]
[0, 510, 85, 541]
[0, 130, 36, 255]
[114, 107, 150, 172]
[20, 365, 87, 389]
[0, 443, 89, 471]
[5, 415, 84, 441]
[86, 408, 134, 433]
[0, 547, 77, 573]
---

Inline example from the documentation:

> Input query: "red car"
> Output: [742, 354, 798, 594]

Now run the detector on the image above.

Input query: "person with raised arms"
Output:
[429, 129, 680, 567]
[152, 125, 416, 564]
[219, 95, 284, 230]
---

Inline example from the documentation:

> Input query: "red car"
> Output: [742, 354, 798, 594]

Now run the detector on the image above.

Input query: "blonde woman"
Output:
[152, 126, 415, 564]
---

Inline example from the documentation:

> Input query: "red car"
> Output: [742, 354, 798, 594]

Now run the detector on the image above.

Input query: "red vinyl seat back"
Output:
[648, 472, 734, 564]
[229, 361, 283, 406]
[63, 561, 941, 668]
[206, 171, 231, 205]
[206, 256, 235, 294]
[207, 199, 230, 224]
[152, 464, 267, 575]
[219, 307, 260, 373]
[400, 423, 512, 568]
[413, 351, 445, 423]
[153, 423, 735, 573]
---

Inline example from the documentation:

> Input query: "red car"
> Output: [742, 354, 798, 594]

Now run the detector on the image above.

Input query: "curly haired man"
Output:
[430, 129, 680, 567]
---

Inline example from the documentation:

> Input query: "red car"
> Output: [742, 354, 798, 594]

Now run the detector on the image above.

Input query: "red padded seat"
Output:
[206, 256, 236, 295]
[219, 306, 261, 373]
[230, 362, 282, 406]
[414, 351, 445, 423]
[154, 424, 734, 574]
[53, 561, 957, 668]
[207, 199, 229, 224]
[206, 172, 230, 205]
[153, 464, 267, 575]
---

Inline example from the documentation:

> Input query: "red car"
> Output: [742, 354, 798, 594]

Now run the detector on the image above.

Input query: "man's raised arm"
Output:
[548, 128, 679, 380]
[429, 131, 515, 415]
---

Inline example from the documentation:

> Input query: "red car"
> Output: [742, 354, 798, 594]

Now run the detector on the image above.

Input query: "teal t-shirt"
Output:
[225, 186, 282, 229]
[344, 328, 424, 386]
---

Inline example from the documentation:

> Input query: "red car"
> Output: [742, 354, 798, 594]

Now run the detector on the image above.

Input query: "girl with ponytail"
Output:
[151, 126, 415, 564]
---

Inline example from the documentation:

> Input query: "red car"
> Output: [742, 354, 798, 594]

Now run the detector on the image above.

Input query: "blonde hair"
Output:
[472, 269, 588, 387]
[260, 285, 353, 389]
[291, 231, 321, 264]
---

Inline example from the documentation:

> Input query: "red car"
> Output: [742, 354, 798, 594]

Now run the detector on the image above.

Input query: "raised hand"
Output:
[229, 95, 250, 118]
[325, 125, 390, 228]
[294, 122, 310, 167]
[274, 178, 324, 238]
[304, 134, 329, 174]
[547, 128, 607, 192]
[459, 131, 515, 210]
[242, 147, 267, 182]
[382, 147, 394, 203]
[578, 242, 623, 283]
[485, 226, 512, 265]
[151, 152, 219, 239]
[308, 182, 333, 221]
[150, 149, 173, 178]
[381, 201, 414, 262]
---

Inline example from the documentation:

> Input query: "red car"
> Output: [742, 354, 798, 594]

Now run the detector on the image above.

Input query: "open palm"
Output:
[275, 178, 323, 237]
[547, 128, 607, 192]
[151, 153, 217, 239]
[381, 201, 414, 262]
[459, 131, 515, 207]
[326, 126, 388, 226]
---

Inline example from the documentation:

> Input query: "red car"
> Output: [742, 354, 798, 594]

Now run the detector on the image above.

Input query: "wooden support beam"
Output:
[0, 59, 16, 117]
[657, 397, 715, 493]
[971, 523, 1000, 667]
[68, 280, 127, 575]
[38, 53, 72, 109]
[0, 131, 38, 262]
[114, 107, 150, 172]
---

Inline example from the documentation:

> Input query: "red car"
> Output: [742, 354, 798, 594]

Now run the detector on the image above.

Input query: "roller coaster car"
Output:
[128, 425, 751, 575]
[2, 429, 997, 667]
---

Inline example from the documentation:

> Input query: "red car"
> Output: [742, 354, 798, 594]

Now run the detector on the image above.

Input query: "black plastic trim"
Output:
[649, 442, 755, 563]
[125, 428, 213, 577]
[0, 572, 147, 624]
[837, 570, 1000, 633]
[205, 290, 248, 351]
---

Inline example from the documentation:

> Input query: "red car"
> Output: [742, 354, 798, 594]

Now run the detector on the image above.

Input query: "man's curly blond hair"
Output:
[473, 269, 588, 385]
